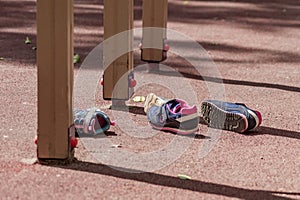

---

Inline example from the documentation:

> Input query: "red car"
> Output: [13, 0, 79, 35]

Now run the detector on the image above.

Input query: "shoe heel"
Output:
[179, 116, 199, 133]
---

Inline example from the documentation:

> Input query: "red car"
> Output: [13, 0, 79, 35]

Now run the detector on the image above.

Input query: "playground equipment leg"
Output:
[37, 0, 74, 160]
[103, 0, 134, 107]
[141, 0, 168, 65]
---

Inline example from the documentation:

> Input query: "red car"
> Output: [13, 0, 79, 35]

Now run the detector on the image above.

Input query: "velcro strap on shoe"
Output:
[83, 107, 97, 134]
[160, 105, 168, 122]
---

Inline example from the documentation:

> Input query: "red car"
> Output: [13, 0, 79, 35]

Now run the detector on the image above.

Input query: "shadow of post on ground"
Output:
[53, 160, 300, 200]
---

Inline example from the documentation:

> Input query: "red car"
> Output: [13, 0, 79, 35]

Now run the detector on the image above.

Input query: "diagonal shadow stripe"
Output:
[56, 161, 299, 200]
[250, 126, 300, 140]
[154, 70, 300, 93]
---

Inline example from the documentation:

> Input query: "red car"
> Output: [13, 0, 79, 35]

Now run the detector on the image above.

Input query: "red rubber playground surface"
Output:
[0, 0, 299, 199]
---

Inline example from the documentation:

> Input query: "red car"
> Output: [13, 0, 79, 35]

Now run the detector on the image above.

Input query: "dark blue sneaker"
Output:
[147, 99, 199, 134]
[73, 108, 114, 136]
[201, 100, 262, 133]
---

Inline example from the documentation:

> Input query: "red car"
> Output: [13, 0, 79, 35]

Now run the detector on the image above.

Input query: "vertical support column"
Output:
[141, 0, 168, 62]
[37, 0, 74, 160]
[103, 0, 134, 100]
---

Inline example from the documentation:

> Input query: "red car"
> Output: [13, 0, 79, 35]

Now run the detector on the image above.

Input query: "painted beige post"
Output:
[37, 0, 74, 159]
[142, 0, 168, 62]
[103, 0, 134, 100]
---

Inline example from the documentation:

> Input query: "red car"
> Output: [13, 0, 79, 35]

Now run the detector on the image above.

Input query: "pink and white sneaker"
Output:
[147, 99, 199, 135]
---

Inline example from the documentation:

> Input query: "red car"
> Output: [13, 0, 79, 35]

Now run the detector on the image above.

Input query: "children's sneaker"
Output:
[201, 100, 262, 133]
[144, 93, 167, 114]
[147, 99, 199, 134]
[73, 108, 114, 136]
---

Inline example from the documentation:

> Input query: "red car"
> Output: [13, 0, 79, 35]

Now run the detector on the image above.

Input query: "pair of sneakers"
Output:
[144, 93, 262, 134]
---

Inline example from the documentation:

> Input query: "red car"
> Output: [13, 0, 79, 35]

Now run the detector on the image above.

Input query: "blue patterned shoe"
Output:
[147, 99, 199, 134]
[201, 100, 262, 133]
[73, 108, 114, 136]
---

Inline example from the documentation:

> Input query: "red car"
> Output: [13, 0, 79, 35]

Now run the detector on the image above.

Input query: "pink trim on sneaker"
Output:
[173, 104, 181, 113]
[110, 121, 116, 126]
[181, 105, 197, 115]
[166, 99, 197, 115]
[175, 99, 188, 107]
[238, 113, 248, 133]
[255, 111, 262, 126]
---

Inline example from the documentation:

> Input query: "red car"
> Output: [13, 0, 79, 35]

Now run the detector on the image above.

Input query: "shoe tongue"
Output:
[166, 100, 182, 114]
